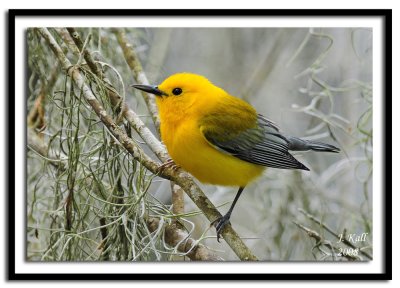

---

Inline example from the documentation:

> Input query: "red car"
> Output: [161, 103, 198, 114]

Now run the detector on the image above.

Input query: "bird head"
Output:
[132, 73, 226, 117]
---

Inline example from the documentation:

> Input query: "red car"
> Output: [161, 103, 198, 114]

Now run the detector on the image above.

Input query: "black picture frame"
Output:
[7, 9, 392, 281]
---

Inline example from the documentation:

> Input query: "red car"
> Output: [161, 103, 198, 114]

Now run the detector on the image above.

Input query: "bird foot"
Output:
[158, 158, 180, 173]
[211, 213, 231, 242]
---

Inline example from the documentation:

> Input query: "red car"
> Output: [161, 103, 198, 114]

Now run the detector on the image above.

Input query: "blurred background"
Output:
[27, 27, 372, 261]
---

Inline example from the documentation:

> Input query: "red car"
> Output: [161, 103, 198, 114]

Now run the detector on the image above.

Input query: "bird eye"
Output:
[172, 88, 182, 96]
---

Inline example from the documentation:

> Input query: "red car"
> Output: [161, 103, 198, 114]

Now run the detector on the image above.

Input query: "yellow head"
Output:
[133, 73, 228, 124]
[158, 73, 216, 96]
[157, 73, 228, 121]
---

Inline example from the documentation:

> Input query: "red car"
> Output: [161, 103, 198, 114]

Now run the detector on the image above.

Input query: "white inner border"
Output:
[15, 15, 384, 274]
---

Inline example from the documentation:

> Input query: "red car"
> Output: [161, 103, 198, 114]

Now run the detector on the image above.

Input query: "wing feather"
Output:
[200, 112, 309, 170]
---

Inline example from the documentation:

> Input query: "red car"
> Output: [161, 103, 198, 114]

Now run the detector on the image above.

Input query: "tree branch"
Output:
[37, 27, 258, 261]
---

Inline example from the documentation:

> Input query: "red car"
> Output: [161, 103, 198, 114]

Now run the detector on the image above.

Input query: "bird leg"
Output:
[211, 187, 245, 242]
[158, 158, 180, 173]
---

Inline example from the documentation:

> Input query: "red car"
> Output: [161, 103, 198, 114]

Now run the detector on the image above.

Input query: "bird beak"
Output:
[131, 84, 168, 97]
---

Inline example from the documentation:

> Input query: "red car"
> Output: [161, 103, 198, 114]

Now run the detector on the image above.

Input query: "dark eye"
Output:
[172, 88, 182, 96]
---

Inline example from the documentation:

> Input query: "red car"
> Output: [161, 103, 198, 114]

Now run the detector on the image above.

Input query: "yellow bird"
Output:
[133, 73, 339, 241]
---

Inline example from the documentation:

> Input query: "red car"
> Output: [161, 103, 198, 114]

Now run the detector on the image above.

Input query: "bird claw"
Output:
[158, 158, 180, 173]
[211, 214, 231, 242]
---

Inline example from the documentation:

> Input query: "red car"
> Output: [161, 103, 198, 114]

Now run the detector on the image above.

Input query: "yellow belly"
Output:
[161, 121, 265, 187]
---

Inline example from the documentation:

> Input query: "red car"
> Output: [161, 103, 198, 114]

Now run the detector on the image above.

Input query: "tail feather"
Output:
[286, 136, 340, 153]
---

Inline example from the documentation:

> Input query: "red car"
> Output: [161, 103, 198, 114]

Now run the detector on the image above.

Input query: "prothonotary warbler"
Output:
[132, 73, 340, 242]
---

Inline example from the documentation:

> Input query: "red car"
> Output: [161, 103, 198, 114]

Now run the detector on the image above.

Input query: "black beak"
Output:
[131, 84, 167, 97]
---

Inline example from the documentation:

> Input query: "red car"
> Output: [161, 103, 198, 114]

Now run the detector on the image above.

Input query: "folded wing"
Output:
[200, 113, 309, 171]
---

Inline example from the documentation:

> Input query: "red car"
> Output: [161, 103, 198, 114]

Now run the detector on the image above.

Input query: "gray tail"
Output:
[286, 136, 340, 153]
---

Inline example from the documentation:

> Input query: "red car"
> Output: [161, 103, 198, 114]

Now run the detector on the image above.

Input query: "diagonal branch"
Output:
[65, 27, 186, 225]
[37, 27, 257, 261]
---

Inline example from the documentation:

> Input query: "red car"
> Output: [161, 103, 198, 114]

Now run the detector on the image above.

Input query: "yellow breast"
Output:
[160, 118, 265, 187]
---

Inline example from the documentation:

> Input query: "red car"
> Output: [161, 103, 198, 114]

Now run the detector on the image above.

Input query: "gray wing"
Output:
[202, 114, 309, 170]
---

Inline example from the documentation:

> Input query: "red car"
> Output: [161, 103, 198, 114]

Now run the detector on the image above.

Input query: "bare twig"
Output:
[37, 27, 258, 261]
